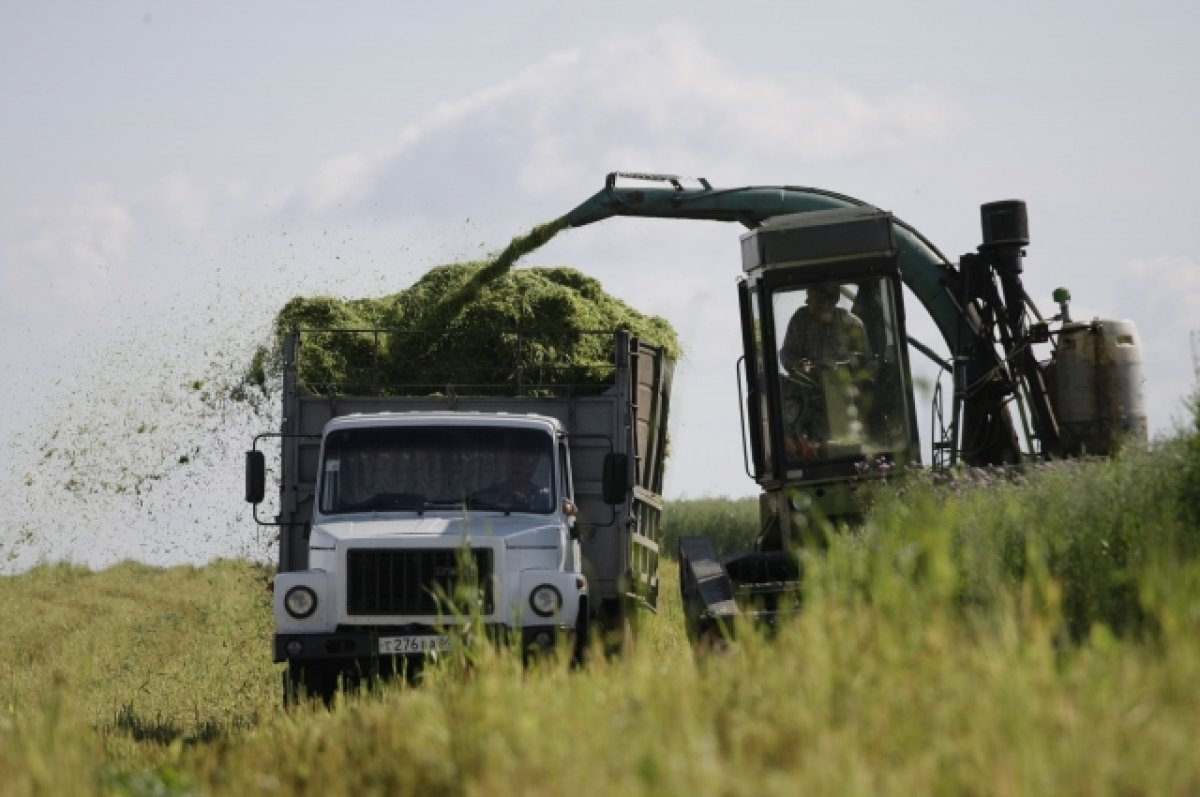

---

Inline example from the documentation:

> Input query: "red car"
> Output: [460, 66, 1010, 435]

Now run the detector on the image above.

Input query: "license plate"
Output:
[378, 635, 452, 655]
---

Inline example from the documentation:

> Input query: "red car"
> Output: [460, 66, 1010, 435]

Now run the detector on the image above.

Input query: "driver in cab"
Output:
[778, 282, 869, 461]
[473, 451, 552, 511]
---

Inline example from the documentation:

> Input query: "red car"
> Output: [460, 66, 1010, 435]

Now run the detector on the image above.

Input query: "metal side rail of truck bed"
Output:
[677, 536, 803, 643]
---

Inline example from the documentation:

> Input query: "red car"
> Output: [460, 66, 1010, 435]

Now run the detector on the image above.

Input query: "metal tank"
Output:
[1051, 318, 1148, 456]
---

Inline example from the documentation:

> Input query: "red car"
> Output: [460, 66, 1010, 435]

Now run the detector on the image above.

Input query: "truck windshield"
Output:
[319, 426, 556, 515]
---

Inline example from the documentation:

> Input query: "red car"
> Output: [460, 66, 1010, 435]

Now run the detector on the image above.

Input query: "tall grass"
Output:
[660, 495, 760, 558]
[862, 417, 1199, 640]
[2, 398, 1199, 795]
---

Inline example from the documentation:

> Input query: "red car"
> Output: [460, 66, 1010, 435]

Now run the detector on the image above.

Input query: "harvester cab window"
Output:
[773, 277, 911, 464]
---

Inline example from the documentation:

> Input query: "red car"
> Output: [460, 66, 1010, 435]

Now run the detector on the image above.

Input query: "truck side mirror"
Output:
[601, 452, 629, 505]
[245, 450, 265, 504]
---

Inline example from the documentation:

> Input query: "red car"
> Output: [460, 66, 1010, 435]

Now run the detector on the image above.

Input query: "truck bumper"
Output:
[274, 623, 576, 664]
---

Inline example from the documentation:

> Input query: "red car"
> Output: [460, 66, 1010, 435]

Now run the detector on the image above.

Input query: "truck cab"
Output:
[267, 412, 588, 699]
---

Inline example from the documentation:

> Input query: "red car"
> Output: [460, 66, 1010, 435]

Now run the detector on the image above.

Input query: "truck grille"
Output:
[346, 548, 494, 616]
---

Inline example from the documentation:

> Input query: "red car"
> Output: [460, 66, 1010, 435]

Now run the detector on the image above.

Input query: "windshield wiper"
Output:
[423, 499, 468, 510]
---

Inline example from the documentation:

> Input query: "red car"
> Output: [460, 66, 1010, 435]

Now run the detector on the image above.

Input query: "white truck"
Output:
[246, 328, 672, 702]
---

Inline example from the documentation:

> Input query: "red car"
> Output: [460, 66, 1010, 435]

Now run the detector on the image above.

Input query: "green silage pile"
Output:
[435, 216, 571, 313]
[257, 261, 680, 395]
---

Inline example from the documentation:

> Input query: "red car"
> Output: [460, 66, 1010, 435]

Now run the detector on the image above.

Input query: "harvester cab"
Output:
[735, 207, 921, 550]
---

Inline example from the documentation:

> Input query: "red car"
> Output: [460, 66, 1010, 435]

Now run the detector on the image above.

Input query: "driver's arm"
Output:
[779, 314, 811, 376]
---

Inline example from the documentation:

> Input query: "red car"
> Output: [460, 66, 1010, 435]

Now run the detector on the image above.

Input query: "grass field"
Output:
[3, 411, 1199, 796]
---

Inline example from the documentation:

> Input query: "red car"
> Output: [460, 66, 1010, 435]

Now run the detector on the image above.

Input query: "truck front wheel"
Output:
[572, 596, 590, 667]
[283, 661, 337, 707]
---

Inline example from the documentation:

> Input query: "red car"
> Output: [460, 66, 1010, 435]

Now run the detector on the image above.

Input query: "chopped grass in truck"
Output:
[247, 216, 680, 393]
[254, 262, 680, 394]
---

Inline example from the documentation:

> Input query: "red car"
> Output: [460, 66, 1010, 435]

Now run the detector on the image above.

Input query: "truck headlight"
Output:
[529, 584, 562, 618]
[284, 586, 318, 619]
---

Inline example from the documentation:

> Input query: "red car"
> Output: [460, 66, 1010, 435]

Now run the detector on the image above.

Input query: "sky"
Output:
[2, 0, 1198, 570]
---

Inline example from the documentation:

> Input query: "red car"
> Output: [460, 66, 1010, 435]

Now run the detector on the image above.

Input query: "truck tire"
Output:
[284, 661, 337, 707]
[572, 596, 590, 667]
[593, 596, 639, 658]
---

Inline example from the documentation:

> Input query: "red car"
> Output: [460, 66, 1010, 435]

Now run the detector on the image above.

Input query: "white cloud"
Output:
[1, 185, 133, 321]
[152, 170, 210, 232]
[1129, 255, 1200, 337]
[1125, 255, 1200, 428]
[266, 23, 961, 225]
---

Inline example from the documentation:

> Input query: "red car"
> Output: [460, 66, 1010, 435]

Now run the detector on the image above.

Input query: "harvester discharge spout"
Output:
[565, 171, 853, 229]
[565, 172, 710, 227]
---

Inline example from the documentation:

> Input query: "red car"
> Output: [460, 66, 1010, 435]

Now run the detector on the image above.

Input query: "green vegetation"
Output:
[0, 560, 276, 794]
[250, 263, 680, 395]
[246, 219, 680, 395]
[4, 399, 1199, 795]
[432, 216, 571, 313]
[661, 495, 760, 558]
